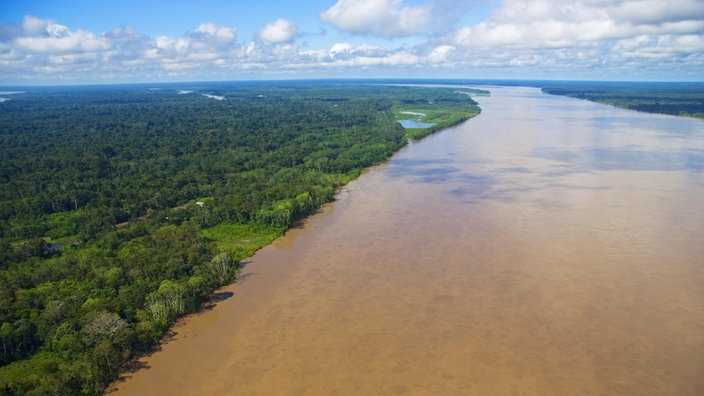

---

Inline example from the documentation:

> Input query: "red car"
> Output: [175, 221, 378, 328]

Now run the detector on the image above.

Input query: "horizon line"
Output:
[2, 77, 704, 89]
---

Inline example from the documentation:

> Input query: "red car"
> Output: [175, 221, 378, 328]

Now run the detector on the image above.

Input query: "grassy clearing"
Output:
[201, 222, 283, 258]
[391, 88, 485, 140]
[394, 107, 481, 140]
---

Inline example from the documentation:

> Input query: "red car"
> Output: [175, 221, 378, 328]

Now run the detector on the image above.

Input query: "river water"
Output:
[112, 86, 704, 395]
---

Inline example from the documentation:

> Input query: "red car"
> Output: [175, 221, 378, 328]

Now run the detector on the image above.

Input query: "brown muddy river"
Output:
[112, 86, 704, 395]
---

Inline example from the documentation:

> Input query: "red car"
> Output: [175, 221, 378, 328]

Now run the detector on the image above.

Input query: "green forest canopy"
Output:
[0, 82, 483, 395]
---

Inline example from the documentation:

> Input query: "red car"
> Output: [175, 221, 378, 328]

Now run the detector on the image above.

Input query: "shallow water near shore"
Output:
[112, 86, 704, 395]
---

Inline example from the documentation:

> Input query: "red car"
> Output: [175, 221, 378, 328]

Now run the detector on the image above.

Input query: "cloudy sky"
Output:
[1, 0, 703, 85]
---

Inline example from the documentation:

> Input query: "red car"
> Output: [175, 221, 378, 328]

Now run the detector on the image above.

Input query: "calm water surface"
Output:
[113, 87, 704, 395]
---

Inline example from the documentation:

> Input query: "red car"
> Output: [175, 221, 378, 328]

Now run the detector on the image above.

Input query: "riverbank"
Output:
[0, 83, 483, 395]
[107, 95, 484, 394]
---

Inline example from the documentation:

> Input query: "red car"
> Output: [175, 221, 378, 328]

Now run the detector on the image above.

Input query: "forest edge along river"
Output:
[0, 83, 482, 394]
[111, 85, 704, 395]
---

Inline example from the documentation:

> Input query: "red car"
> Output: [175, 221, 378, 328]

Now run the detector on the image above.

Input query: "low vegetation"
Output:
[393, 89, 485, 140]
[0, 82, 481, 395]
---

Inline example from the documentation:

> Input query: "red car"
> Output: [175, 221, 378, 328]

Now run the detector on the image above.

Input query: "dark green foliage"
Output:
[0, 82, 480, 394]
[541, 82, 704, 119]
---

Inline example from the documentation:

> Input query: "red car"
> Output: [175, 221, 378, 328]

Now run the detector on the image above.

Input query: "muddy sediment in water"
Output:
[112, 87, 704, 395]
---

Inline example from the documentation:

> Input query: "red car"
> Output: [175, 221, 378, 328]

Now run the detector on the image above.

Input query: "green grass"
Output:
[201, 222, 283, 258]
[394, 107, 481, 140]
[44, 210, 86, 241]
[0, 352, 65, 395]
[391, 88, 485, 140]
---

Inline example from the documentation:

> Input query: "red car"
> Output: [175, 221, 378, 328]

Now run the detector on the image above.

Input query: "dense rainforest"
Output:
[0, 81, 482, 395]
[541, 82, 704, 119]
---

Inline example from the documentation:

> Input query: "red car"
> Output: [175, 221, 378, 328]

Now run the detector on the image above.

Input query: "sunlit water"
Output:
[112, 87, 704, 395]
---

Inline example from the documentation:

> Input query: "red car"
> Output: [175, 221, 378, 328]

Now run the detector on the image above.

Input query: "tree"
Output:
[205, 252, 238, 285]
[82, 311, 129, 338]
[145, 280, 186, 324]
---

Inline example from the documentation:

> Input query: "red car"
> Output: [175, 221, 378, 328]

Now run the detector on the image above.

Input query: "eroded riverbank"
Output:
[112, 86, 704, 395]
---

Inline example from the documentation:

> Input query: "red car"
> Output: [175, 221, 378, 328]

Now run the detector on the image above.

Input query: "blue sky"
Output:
[1, 0, 703, 85]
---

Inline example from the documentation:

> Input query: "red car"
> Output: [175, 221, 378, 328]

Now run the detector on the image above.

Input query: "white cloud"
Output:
[445, 0, 704, 78]
[323, 42, 420, 67]
[0, 17, 246, 82]
[615, 34, 704, 59]
[609, 0, 704, 25]
[320, 0, 433, 37]
[144, 22, 239, 72]
[427, 45, 455, 64]
[329, 42, 353, 57]
[453, 0, 704, 49]
[21, 15, 50, 35]
[14, 15, 110, 53]
[195, 22, 237, 43]
[258, 19, 299, 44]
[329, 42, 387, 59]
[0, 2, 703, 84]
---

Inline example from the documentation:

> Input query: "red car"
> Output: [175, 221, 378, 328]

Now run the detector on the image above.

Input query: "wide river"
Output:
[112, 86, 704, 395]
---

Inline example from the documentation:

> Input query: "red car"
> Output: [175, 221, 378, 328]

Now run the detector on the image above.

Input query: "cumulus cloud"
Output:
[453, 0, 704, 49]
[320, 0, 433, 37]
[195, 22, 237, 43]
[0, 16, 244, 81]
[329, 43, 387, 58]
[609, 0, 704, 25]
[447, 0, 704, 77]
[258, 19, 299, 44]
[614, 34, 704, 59]
[324, 42, 421, 67]
[155, 22, 236, 54]
[0, 1, 703, 84]
[136, 22, 239, 73]
[13, 15, 110, 53]
[427, 45, 455, 64]
[0, 15, 442, 81]
[319, 0, 475, 38]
